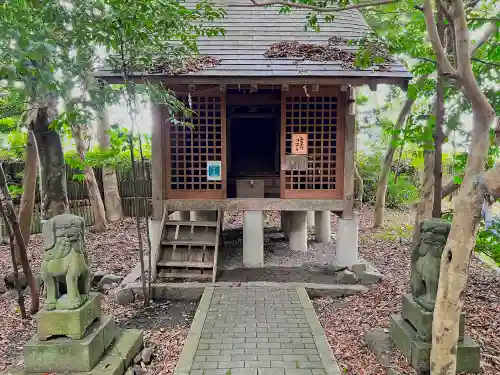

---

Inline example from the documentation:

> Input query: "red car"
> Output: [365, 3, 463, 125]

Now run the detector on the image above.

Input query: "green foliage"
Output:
[475, 226, 500, 266]
[375, 223, 413, 241]
[357, 151, 419, 208]
[0, 0, 225, 140]
[441, 211, 500, 266]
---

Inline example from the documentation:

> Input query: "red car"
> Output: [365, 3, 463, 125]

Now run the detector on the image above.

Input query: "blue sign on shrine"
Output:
[207, 161, 222, 181]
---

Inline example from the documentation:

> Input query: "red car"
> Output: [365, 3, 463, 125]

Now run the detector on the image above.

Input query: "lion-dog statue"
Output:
[41, 213, 91, 310]
[410, 218, 451, 311]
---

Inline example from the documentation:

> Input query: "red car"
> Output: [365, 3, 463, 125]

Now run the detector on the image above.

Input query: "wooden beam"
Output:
[368, 83, 377, 91]
[151, 103, 164, 220]
[164, 198, 345, 212]
[342, 88, 356, 219]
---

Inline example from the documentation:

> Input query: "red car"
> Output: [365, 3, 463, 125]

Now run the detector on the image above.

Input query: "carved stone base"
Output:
[401, 294, 465, 342]
[5, 326, 143, 375]
[389, 314, 480, 374]
[38, 293, 101, 340]
[24, 315, 118, 373]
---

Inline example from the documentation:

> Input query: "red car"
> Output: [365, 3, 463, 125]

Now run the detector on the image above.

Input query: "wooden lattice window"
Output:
[165, 91, 226, 199]
[281, 87, 344, 199]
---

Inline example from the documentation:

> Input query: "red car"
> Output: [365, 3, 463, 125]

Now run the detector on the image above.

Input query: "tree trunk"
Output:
[72, 124, 107, 233]
[98, 110, 123, 221]
[411, 150, 435, 247]
[441, 179, 461, 199]
[432, 11, 446, 219]
[28, 95, 68, 220]
[372, 75, 428, 227]
[0, 163, 39, 314]
[430, 106, 495, 375]
[15, 131, 38, 265]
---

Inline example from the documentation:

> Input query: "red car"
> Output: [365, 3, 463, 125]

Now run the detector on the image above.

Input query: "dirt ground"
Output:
[313, 208, 500, 375]
[0, 218, 196, 374]
[1, 209, 499, 375]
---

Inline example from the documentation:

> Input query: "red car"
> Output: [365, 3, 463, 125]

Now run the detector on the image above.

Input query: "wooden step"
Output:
[157, 261, 214, 269]
[165, 220, 217, 227]
[161, 240, 216, 247]
[157, 270, 212, 281]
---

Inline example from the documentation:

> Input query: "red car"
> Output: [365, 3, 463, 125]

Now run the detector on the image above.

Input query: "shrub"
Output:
[357, 151, 419, 209]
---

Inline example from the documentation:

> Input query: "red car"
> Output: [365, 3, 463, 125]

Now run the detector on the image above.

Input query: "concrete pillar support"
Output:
[315, 211, 331, 244]
[307, 211, 315, 230]
[243, 211, 264, 267]
[288, 211, 307, 252]
[335, 214, 359, 267]
[281, 211, 291, 239]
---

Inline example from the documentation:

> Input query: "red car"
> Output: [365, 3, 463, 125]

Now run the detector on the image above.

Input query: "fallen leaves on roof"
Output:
[265, 36, 394, 70]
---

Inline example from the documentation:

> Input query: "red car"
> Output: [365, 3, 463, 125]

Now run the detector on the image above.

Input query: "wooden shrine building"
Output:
[96, 0, 411, 282]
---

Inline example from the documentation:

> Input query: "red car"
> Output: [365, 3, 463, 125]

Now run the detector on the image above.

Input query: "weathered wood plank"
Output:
[151, 103, 164, 220]
[342, 88, 356, 219]
[164, 198, 345, 212]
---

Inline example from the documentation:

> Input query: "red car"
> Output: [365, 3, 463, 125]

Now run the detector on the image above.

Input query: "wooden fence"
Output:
[0, 161, 152, 236]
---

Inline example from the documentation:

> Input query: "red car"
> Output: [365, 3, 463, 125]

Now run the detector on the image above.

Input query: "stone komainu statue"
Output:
[410, 218, 451, 311]
[41, 213, 91, 310]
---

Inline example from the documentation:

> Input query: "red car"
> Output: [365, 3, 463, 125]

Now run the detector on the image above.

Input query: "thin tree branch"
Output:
[423, 0, 456, 76]
[471, 58, 500, 68]
[452, 0, 473, 78]
[246, 0, 401, 12]
[468, 17, 500, 21]
[470, 22, 498, 55]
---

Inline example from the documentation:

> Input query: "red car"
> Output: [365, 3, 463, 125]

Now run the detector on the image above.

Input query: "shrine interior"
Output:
[226, 89, 281, 198]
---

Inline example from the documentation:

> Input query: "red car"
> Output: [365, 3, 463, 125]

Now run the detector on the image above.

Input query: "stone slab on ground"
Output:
[24, 315, 118, 373]
[389, 314, 480, 374]
[38, 293, 101, 340]
[174, 285, 342, 375]
[120, 282, 368, 304]
[401, 294, 465, 342]
[1, 328, 143, 375]
[364, 328, 403, 375]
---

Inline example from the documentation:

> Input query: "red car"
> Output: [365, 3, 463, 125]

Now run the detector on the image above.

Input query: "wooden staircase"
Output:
[154, 210, 222, 282]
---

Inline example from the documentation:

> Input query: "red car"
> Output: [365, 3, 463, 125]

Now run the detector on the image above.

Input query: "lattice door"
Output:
[281, 87, 344, 199]
[165, 91, 226, 199]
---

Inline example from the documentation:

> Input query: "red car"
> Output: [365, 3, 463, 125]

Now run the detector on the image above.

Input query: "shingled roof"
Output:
[96, 0, 411, 84]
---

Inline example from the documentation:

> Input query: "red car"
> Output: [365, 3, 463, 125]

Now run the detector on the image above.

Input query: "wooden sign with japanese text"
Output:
[291, 133, 308, 155]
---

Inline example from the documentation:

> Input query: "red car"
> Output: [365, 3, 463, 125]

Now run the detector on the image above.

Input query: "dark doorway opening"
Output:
[230, 117, 277, 175]
[226, 92, 280, 198]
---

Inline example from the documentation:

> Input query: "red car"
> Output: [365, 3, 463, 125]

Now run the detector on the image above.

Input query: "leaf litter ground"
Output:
[1, 209, 499, 374]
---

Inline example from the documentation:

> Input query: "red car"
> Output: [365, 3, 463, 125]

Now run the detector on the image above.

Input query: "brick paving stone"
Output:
[174, 287, 340, 375]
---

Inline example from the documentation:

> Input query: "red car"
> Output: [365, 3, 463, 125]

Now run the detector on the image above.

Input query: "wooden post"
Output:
[151, 102, 164, 220]
[342, 87, 356, 219]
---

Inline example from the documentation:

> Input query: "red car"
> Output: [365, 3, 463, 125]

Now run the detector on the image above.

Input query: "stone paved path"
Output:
[175, 286, 341, 375]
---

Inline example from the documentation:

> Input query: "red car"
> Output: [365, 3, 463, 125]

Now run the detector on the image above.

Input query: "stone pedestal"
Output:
[288, 211, 307, 252]
[17, 294, 143, 375]
[314, 211, 331, 244]
[38, 293, 101, 340]
[389, 295, 479, 374]
[335, 215, 359, 266]
[243, 211, 264, 267]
